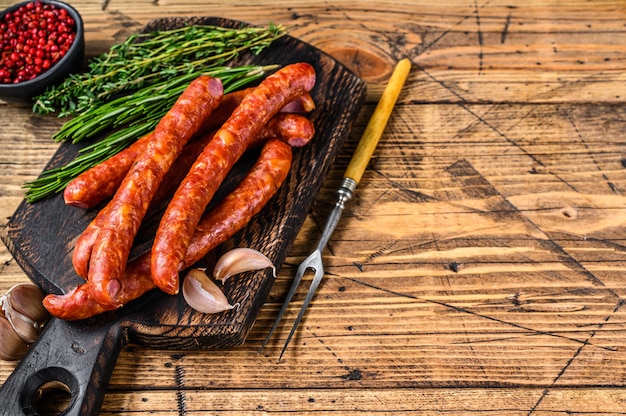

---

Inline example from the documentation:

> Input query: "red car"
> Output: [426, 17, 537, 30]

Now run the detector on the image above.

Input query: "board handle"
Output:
[0, 316, 123, 416]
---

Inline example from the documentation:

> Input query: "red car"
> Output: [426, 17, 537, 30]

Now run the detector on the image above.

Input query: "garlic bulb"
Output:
[0, 283, 50, 361]
[182, 269, 238, 314]
[213, 248, 275, 284]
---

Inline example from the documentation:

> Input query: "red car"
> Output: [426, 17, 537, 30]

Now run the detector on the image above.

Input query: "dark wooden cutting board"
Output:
[0, 17, 366, 415]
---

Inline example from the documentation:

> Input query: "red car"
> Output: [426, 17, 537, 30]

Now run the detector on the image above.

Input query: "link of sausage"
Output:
[150, 62, 316, 295]
[257, 113, 315, 148]
[87, 75, 224, 308]
[43, 139, 293, 320]
[63, 91, 314, 209]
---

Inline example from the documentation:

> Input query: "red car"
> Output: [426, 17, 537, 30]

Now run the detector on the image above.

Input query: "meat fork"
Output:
[260, 58, 412, 361]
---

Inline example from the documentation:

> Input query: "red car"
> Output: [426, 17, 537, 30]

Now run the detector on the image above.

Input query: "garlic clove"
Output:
[213, 248, 276, 284]
[2, 283, 50, 344]
[0, 314, 29, 361]
[6, 283, 49, 324]
[182, 268, 238, 314]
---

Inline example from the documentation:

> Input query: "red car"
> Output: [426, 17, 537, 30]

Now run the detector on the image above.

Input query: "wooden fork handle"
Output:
[344, 58, 412, 185]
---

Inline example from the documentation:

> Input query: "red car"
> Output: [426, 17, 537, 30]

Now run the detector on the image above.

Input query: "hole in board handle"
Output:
[19, 367, 78, 415]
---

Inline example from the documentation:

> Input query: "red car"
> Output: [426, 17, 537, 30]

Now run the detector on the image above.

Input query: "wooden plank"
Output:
[97, 388, 626, 414]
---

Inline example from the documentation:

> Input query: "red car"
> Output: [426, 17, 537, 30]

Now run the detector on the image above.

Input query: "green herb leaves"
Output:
[33, 23, 285, 117]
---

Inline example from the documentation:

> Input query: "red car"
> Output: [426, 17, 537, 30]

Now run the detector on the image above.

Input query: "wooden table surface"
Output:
[2, 0, 626, 414]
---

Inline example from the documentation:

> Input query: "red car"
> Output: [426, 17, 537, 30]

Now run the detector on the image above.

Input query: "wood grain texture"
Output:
[1, 0, 626, 414]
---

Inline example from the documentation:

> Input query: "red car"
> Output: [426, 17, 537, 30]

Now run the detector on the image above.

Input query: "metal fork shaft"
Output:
[260, 178, 355, 358]
[315, 178, 356, 251]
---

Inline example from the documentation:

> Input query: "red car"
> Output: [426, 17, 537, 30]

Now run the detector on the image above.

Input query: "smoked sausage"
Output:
[44, 139, 293, 320]
[150, 62, 316, 295]
[70, 112, 314, 279]
[255, 113, 315, 148]
[87, 75, 224, 308]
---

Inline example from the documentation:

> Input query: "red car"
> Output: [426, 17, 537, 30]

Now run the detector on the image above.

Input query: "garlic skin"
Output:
[0, 314, 28, 361]
[213, 248, 276, 284]
[3, 283, 49, 343]
[0, 283, 50, 361]
[182, 269, 238, 314]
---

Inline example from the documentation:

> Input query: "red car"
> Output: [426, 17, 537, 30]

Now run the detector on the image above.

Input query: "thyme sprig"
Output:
[23, 64, 277, 203]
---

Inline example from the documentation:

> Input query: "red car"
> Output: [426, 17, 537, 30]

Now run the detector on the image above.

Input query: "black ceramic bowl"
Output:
[0, 0, 84, 104]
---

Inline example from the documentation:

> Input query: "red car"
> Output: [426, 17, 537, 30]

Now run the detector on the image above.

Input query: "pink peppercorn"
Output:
[0, 1, 76, 84]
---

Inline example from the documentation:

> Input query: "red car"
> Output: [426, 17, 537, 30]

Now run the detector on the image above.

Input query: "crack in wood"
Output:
[527, 299, 626, 415]
[473, 0, 485, 74]
[175, 364, 187, 415]
[501, 13, 512, 44]
[565, 112, 623, 195]
[345, 277, 617, 353]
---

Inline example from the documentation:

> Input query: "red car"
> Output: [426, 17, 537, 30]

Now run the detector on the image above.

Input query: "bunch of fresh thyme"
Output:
[24, 23, 286, 202]
[33, 23, 286, 117]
